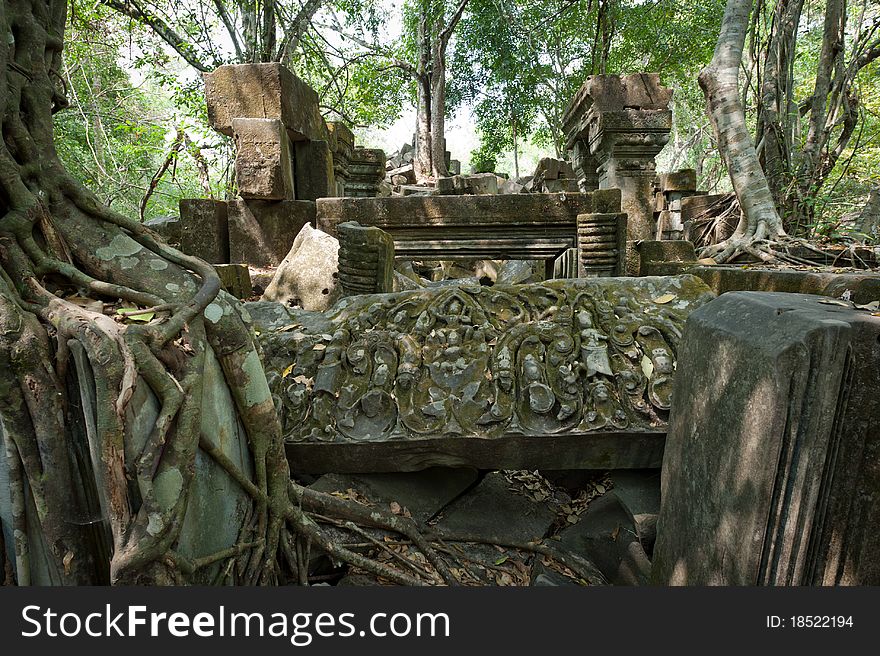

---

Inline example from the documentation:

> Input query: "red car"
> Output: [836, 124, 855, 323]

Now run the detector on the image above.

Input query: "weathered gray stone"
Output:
[544, 179, 580, 194]
[262, 223, 339, 311]
[495, 260, 543, 285]
[232, 118, 294, 200]
[387, 164, 416, 185]
[214, 263, 253, 299]
[653, 292, 880, 585]
[558, 492, 651, 585]
[308, 468, 479, 524]
[227, 199, 315, 267]
[577, 212, 627, 276]
[691, 265, 880, 305]
[608, 469, 661, 555]
[337, 222, 395, 295]
[449, 159, 461, 175]
[437, 173, 499, 195]
[661, 169, 697, 192]
[179, 199, 229, 264]
[636, 240, 697, 276]
[498, 179, 525, 195]
[344, 148, 386, 198]
[293, 140, 335, 201]
[552, 248, 580, 279]
[203, 63, 327, 142]
[436, 472, 555, 544]
[144, 215, 181, 247]
[327, 121, 354, 196]
[529, 157, 576, 193]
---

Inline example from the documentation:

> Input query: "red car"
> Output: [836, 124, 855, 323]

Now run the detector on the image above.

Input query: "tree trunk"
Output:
[757, 0, 804, 215]
[430, 44, 450, 178]
[856, 186, 880, 239]
[413, 4, 433, 182]
[699, 0, 785, 251]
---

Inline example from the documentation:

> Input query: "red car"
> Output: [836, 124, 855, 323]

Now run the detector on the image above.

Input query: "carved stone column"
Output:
[336, 221, 395, 295]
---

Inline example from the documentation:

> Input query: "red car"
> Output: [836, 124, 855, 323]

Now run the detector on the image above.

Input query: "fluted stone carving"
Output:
[337, 221, 395, 295]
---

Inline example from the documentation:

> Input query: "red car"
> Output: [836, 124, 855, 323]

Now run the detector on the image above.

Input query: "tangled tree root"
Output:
[700, 232, 838, 266]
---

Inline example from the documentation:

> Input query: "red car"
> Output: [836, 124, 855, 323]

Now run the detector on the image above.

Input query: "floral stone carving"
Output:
[248, 276, 714, 468]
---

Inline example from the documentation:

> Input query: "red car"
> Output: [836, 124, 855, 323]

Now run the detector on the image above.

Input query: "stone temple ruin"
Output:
[146, 64, 880, 586]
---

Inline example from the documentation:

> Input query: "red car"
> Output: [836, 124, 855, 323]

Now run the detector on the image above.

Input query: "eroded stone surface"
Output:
[232, 118, 294, 200]
[179, 199, 229, 264]
[227, 199, 315, 267]
[204, 63, 327, 142]
[337, 222, 395, 296]
[262, 223, 339, 311]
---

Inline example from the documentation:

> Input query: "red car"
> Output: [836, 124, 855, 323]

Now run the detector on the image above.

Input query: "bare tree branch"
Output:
[101, 0, 213, 72]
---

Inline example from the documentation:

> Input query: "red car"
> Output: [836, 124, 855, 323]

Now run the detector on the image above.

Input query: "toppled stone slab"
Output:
[498, 179, 525, 195]
[495, 260, 544, 285]
[262, 223, 339, 311]
[437, 173, 499, 195]
[179, 199, 228, 264]
[528, 157, 577, 193]
[652, 292, 880, 585]
[227, 199, 315, 267]
[204, 63, 327, 142]
[557, 492, 651, 585]
[436, 472, 555, 544]
[607, 469, 661, 555]
[691, 265, 880, 305]
[308, 467, 478, 524]
[636, 240, 697, 276]
[250, 275, 715, 473]
[144, 215, 181, 247]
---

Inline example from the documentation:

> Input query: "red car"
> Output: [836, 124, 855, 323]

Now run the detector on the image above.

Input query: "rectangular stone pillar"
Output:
[232, 118, 295, 200]
[179, 199, 229, 263]
[652, 292, 880, 585]
[293, 140, 335, 201]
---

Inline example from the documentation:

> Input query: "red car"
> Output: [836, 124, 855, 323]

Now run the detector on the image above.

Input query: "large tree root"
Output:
[700, 230, 838, 267]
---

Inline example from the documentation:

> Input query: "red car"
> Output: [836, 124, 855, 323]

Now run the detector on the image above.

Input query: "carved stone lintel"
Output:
[251, 276, 716, 465]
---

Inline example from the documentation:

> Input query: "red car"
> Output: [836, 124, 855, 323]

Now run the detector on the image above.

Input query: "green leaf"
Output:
[117, 308, 155, 322]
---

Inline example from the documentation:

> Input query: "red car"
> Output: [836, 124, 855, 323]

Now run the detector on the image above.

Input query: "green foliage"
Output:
[452, 0, 724, 178]
[469, 144, 497, 173]
[55, 1, 213, 221]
